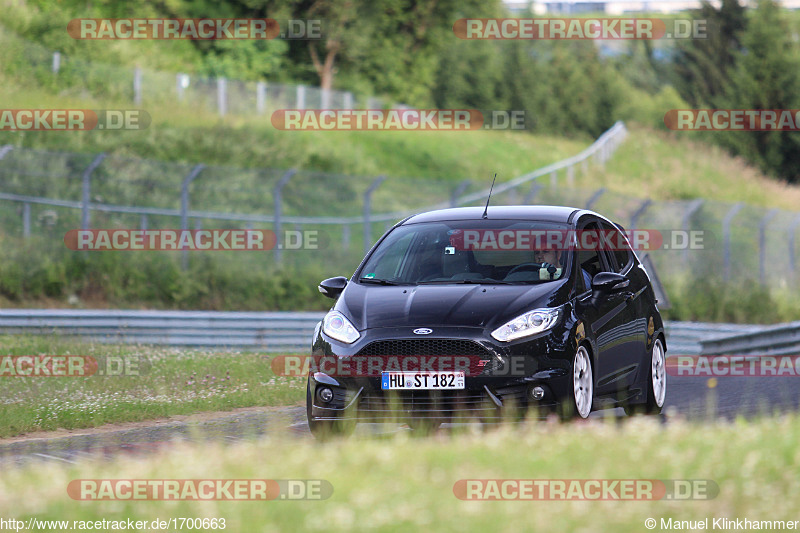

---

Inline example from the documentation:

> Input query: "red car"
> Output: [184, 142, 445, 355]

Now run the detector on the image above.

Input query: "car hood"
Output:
[335, 281, 569, 331]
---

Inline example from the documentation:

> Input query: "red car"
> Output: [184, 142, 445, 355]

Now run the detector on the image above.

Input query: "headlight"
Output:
[491, 307, 561, 342]
[322, 311, 360, 344]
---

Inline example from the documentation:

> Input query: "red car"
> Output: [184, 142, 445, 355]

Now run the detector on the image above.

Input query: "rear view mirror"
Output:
[591, 272, 630, 294]
[318, 276, 348, 299]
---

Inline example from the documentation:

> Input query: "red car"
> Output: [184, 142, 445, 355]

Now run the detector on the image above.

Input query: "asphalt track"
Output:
[2, 372, 799, 468]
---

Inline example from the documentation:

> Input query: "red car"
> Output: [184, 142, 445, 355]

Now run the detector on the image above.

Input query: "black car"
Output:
[307, 205, 667, 436]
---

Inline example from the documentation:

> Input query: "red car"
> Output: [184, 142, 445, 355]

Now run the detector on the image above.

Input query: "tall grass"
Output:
[1, 413, 799, 531]
[0, 336, 305, 438]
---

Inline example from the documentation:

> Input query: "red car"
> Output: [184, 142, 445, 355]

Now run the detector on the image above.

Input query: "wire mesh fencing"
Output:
[1, 120, 797, 289]
[0, 26, 379, 118]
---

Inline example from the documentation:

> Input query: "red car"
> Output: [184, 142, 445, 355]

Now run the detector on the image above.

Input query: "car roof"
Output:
[401, 205, 585, 225]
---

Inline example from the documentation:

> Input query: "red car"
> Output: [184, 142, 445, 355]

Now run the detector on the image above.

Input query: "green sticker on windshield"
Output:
[364, 273, 376, 279]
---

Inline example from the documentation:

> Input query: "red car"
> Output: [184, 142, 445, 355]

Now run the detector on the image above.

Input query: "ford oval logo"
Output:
[413, 328, 433, 335]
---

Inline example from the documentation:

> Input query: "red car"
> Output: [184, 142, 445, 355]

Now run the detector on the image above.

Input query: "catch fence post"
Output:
[681, 199, 704, 264]
[758, 209, 778, 285]
[82, 153, 107, 230]
[180, 164, 206, 270]
[722, 203, 744, 281]
[450, 180, 471, 207]
[273, 169, 297, 262]
[363, 175, 387, 254]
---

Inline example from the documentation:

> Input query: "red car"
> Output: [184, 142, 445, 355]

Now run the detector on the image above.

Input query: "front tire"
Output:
[568, 345, 593, 419]
[644, 337, 666, 414]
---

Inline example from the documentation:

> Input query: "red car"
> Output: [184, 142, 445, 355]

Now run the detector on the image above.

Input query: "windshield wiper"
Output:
[359, 277, 401, 285]
[418, 279, 513, 285]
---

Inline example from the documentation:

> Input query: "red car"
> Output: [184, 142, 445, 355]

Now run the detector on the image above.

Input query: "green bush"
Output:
[0, 238, 338, 311]
[617, 85, 689, 131]
[662, 276, 800, 323]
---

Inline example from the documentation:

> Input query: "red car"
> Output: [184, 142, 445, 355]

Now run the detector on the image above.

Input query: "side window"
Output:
[577, 249, 600, 292]
[576, 221, 612, 292]
[601, 221, 632, 273]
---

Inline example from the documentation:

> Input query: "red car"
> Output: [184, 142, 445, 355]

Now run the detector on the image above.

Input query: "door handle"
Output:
[622, 291, 635, 302]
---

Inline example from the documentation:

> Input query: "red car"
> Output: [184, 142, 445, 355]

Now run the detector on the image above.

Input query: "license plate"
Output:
[381, 371, 465, 390]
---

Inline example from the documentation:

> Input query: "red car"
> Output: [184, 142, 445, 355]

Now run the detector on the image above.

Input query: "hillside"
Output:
[2, 19, 800, 318]
[2, 71, 800, 211]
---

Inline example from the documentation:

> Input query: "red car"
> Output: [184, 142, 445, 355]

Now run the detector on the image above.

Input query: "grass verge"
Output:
[0, 336, 304, 438]
[0, 414, 798, 531]
[0, 73, 590, 183]
[576, 124, 800, 211]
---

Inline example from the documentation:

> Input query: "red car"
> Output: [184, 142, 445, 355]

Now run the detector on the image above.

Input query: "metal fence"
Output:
[1, 119, 799, 287]
[0, 309, 322, 352]
[699, 321, 800, 355]
[0, 122, 628, 265]
[0, 308, 770, 355]
[0, 27, 383, 117]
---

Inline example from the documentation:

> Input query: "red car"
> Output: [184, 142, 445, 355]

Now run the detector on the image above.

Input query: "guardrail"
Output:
[0, 309, 324, 353]
[700, 321, 800, 356]
[664, 321, 764, 355]
[0, 309, 777, 355]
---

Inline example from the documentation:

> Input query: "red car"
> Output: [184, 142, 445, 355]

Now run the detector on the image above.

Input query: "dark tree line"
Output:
[19, 0, 800, 181]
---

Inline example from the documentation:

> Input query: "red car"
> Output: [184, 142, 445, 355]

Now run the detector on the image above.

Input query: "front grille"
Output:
[354, 339, 495, 377]
[356, 339, 492, 357]
[357, 389, 498, 418]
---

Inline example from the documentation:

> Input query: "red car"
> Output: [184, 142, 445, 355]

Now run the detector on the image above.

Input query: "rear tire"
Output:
[624, 337, 666, 416]
[644, 338, 666, 414]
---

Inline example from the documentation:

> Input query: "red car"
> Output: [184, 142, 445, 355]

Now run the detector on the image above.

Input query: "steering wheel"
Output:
[506, 262, 546, 276]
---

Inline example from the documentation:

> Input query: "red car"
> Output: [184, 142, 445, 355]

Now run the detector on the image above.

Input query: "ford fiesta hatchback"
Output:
[307, 206, 667, 436]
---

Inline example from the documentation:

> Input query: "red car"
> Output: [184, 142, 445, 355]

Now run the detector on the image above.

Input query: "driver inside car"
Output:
[534, 248, 592, 287]
[533, 248, 562, 280]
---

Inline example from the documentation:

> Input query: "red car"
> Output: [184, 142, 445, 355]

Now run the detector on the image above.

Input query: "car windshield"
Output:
[358, 220, 573, 285]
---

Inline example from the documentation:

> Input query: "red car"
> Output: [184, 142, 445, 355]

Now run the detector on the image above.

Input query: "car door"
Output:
[574, 218, 639, 398]
[599, 220, 649, 391]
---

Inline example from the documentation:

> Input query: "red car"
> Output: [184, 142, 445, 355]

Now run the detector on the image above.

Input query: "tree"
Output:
[306, 0, 358, 90]
[722, 0, 800, 182]
[671, 0, 747, 107]
[321, 0, 502, 104]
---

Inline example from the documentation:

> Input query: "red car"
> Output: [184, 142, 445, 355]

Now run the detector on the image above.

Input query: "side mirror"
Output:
[591, 272, 630, 294]
[318, 276, 348, 299]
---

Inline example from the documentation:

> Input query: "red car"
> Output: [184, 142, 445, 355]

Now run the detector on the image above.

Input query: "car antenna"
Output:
[482, 173, 497, 219]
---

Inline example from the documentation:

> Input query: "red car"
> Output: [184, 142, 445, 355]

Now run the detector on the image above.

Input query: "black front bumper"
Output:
[308, 325, 574, 422]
